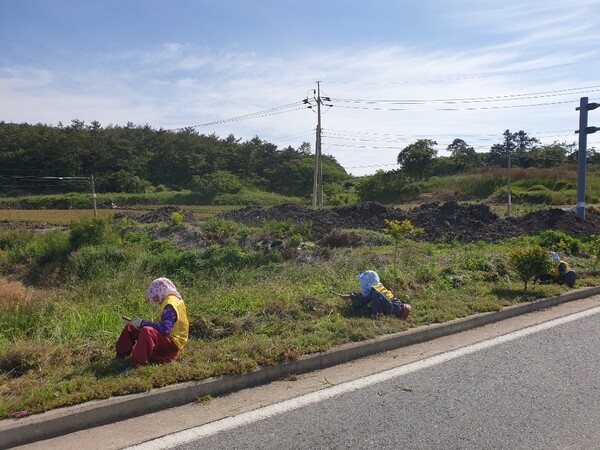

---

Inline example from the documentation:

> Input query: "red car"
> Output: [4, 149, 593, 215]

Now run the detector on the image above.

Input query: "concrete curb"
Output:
[3, 285, 600, 449]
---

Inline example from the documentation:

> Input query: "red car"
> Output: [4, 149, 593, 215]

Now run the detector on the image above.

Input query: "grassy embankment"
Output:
[1, 168, 600, 419]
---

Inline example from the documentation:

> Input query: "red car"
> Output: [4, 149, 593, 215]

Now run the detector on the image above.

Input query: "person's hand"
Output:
[129, 317, 144, 328]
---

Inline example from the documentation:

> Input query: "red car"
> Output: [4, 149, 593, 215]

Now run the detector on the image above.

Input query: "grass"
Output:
[1, 165, 600, 418]
[0, 205, 238, 224]
[1, 217, 598, 419]
[0, 209, 114, 224]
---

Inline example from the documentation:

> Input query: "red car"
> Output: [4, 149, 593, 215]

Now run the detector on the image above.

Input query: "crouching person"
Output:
[116, 277, 189, 370]
[536, 251, 577, 288]
[342, 270, 411, 319]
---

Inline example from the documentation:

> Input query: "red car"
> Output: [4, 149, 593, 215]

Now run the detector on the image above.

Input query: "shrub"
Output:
[201, 246, 282, 272]
[68, 217, 120, 250]
[384, 219, 424, 273]
[170, 211, 184, 229]
[460, 174, 504, 198]
[289, 233, 303, 248]
[204, 217, 245, 241]
[536, 229, 580, 254]
[587, 235, 600, 269]
[318, 229, 362, 248]
[147, 249, 204, 286]
[96, 170, 151, 193]
[67, 244, 126, 280]
[519, 189, 570, 205]
[509, 245, 553, 290]
[0, 230, 70, 273]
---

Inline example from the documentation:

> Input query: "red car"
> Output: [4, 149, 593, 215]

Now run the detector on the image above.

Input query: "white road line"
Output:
[127, 305, 600, 450]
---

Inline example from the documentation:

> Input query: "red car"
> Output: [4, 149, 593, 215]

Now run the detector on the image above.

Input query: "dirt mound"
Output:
[222, 201, 600, 244]
[114, 206, 194, 223]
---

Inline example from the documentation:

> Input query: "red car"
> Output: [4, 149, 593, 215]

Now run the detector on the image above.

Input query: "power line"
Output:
[179, 101, 306, 130]
[332, 85, 600, 105]
[333, 99, 579, 112]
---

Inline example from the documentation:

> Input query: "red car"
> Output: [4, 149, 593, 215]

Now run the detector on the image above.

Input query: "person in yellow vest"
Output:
[536, 252, 577, 288]
[116, 277, 189, 369]
[341, 270, 411, 318]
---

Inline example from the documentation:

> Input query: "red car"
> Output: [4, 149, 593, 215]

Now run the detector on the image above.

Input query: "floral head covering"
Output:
[549, 252, 560, 263]
[146, 277, 181, 304]
[357, 270, 380, 296]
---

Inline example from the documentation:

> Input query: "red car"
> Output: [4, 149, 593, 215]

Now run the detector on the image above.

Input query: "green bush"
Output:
[587, 235, 600, 269]
[96, 170, 150, 193]
[68, 217, 120, 250]
[146, 248, 204, 286]
[67, 244, 126, 280]
[536, 229, 580, 254]
[460, 175, 504, 198]
[519, 189, 571, 205]
[0, 230, 70, 270]
[201, 246, 282, 272]
[509, 245, 553, 290]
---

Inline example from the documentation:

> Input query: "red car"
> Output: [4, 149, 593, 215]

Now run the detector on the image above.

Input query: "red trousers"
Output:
[116, 324, 180, 368]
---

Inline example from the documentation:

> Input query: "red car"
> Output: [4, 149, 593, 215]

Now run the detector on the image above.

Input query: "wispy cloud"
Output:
[1, 0, 598, 175]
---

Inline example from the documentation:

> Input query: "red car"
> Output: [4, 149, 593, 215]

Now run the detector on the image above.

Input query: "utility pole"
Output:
[575, 97, 599, 219]
[90, 175, 97, 218]
[505, 132, 512, 217]
[304, 81, 332, 209]
[311, 82, 323, 209]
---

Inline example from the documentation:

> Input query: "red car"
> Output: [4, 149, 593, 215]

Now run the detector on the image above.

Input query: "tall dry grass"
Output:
[0, 276, 34, 311]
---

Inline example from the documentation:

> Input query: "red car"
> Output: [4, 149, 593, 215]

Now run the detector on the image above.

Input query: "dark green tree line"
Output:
[0, 120, 350, 199]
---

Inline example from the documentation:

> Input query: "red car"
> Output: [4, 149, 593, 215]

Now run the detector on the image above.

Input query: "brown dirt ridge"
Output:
[221, 201, 600, 244]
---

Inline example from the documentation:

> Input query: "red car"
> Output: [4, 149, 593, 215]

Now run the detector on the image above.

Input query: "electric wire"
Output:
[332, 85, 600, 105]
[333, 99, 578, 112]
[178, 101, 307, 130]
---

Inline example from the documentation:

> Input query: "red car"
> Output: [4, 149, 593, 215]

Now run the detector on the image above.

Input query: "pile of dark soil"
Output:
[113, 206, 194, 223]
[5, 203, 597, 246]
[221, 201, 600, 244]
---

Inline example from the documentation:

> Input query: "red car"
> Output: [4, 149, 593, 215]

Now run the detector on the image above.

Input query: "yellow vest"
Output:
[156, 294, 189, 350]
[552, 260, 571, 278]
[373, 283, 394, 300]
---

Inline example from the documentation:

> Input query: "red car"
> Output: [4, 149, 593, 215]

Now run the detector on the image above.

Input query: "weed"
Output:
[318, 229, 363, 248]
[0, 340, 53, 377]
[0, 209, 598, 419]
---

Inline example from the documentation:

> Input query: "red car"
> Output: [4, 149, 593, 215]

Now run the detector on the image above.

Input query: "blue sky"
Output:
[1, 0, 599, 176]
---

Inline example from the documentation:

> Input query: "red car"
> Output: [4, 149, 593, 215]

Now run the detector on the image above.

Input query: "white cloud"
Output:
[1, 0, 598, 175]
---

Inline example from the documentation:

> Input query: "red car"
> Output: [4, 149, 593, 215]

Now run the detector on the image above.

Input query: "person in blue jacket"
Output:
[536, 251, 577, 288]
[341, 270, 411, 318]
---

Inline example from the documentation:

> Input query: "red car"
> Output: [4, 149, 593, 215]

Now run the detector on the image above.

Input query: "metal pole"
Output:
[507, 151, 512, 217]
[90, 175, 97, 218]
[312, 124, 318, 209]
[576, 97, 588, 219]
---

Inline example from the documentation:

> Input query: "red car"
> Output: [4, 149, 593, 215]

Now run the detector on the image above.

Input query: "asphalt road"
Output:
[137, 302, 600, 450]
[15, 295, 600, 450]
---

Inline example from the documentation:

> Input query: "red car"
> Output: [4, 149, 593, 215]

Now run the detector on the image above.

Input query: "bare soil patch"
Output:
[4, 202, 599, 246]
[221, 201, 600, 243]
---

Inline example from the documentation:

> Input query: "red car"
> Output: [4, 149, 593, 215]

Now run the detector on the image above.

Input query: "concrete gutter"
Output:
[3, 285, 600, 449]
